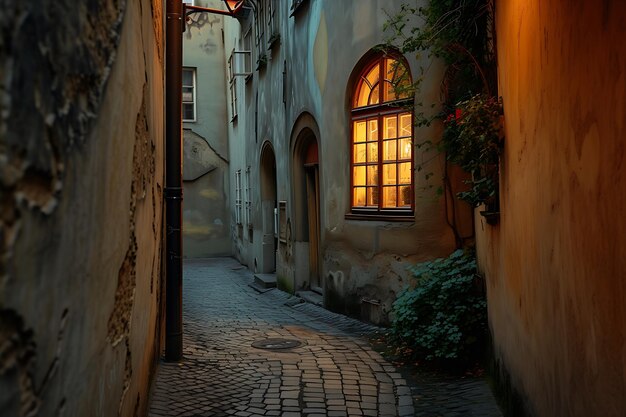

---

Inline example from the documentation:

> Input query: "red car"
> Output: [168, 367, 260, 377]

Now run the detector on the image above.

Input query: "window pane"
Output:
[398, 162, 412, 184]
[399, 138, 412, 159]
[383, 164, 396, 185]
[183, 103, 194, 120]
[367, 142, 378, 162]
[367, 166, 378, 186]
[384, 80, 396, 102]
[182, 87, 193, 102]
[366, 64, 380, 87]
[367, 187, 379, 206]
[400, 113, 412, 137]
[354, 187, 366, 206]
[353, 144, 366, 163]
[382, 186, 397, 208]
[353, 166, 366, 186]
[356, 83, 371, 107]
[368, 84, 379, 105]
[355, 65, 379, 108]
[354, 121, 366, 142]
[367, 119, 378, 141]
[383, 139, 397, 162]
[399, 185, 412, 207]
[182, 69, 193, 86]
[384, 58, 410, 102]
[384, 116, 397, 139]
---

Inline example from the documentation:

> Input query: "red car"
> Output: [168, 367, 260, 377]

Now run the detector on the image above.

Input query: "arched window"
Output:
[351, 54, 413, 215]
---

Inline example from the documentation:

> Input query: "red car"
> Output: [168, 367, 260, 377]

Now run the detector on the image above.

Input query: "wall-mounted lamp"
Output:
[185, 0, 245, 17]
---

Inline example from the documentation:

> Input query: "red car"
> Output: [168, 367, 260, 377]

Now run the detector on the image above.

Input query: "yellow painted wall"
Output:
[479, 1, 626, 415]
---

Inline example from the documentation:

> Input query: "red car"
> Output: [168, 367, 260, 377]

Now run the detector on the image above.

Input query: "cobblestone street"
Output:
[148, 258, 502, 416]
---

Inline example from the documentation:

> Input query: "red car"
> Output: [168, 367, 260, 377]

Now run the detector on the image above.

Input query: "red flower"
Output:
[455, 108, 463, 120]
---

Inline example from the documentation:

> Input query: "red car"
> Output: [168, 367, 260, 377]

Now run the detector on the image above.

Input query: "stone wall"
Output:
[478, 1, 626, 415]
[0, 0, 164, 415]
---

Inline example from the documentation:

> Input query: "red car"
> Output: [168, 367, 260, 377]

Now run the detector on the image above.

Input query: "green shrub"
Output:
[391, 249, 488, 362]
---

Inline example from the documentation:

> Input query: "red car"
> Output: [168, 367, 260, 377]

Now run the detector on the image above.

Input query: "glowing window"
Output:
[351, 55, 413, 214]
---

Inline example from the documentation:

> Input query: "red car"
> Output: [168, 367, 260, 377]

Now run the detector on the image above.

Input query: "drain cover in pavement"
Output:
[251, 338, 302, 350]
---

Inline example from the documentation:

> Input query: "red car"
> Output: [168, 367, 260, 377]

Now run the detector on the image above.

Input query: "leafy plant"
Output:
[268, 32, 281, 49]
[391, 249, 488, 362]
[382, 1, 502, 216]
[256, 53, 268, 70]
[443, 94, 503, 206]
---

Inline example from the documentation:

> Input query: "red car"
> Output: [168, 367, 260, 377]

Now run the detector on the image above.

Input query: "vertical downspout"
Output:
[165, 0, 183, 361]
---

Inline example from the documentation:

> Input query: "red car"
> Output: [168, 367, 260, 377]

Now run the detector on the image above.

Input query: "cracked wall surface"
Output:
[0, 0, 164, 416]
[181, 0, 231, 258]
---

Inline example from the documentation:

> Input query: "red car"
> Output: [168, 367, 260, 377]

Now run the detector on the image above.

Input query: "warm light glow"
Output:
[351, 56, 413, 210]
[224, 0, 244, 13]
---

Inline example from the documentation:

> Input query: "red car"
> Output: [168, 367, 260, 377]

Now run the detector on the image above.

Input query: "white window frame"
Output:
[182, 67, 196, 122]
[183, 0, 194, 5]
[245, 167, 252, 226]
[227, 53, 239, 121]
[243, 28, 253, 81]
[235, 170, 242, 225]
[228, 48, 252, 79]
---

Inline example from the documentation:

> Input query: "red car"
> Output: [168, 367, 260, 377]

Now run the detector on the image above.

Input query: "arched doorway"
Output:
[260, 142, 277, 273]
[292, 117, 322, 293]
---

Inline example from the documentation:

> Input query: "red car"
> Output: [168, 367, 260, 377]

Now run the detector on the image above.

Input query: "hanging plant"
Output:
[256, 53, 268, 70]
[443, 94, 503, 208]
[383, 0, 502, 224]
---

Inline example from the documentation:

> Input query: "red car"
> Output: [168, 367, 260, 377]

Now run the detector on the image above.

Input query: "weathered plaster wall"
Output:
[0, 0, 164, 415]
[182, 0, 231, 258]
[477, 1, 626, 415]
[225, 0, 462, 324]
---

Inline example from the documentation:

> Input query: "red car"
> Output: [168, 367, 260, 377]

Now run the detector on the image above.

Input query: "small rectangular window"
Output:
[243, 29, 253, 77]
[267, 0, 278, 42]
[255, 1, 266, 67]
[182, 0, 194, 5]
[235, 170, 242, 225]
[227, 53, 239, 121]
[182, 67, 196, 122]
[245, 167, 252, 227]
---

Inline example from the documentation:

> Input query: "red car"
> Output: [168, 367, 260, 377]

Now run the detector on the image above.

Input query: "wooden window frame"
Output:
[348, 55, 414, 219]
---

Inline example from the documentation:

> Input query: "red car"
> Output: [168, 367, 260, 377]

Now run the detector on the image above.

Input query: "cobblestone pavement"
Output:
[148, 258, 502, 417]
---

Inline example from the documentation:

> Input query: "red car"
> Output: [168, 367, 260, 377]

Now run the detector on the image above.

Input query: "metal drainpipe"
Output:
[165, 0, 183, 362]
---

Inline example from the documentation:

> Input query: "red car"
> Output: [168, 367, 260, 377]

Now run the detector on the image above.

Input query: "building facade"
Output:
[182, 0, 232, 258]
[222, 0, 472, 323]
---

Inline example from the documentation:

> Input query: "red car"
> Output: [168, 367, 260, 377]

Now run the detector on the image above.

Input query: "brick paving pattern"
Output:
[148, 258, 502, 416]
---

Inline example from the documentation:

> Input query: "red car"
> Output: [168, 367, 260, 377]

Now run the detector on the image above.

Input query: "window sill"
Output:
[345, 211, 414, 222]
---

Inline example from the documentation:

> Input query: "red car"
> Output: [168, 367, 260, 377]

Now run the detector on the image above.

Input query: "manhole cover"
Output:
[251, 338, 303, 350]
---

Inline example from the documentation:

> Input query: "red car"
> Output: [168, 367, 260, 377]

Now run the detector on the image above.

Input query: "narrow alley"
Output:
[147, 258, 502, 417]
